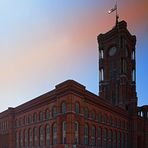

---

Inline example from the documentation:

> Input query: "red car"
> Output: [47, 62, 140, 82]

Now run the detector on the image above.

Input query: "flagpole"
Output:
[115, 1, 119, 26]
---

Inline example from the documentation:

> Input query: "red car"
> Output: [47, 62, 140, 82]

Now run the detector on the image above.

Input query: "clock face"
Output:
[109, 46, 117, 56]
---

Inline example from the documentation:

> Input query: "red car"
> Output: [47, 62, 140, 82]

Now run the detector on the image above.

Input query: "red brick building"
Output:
[0, 20, 148, 148]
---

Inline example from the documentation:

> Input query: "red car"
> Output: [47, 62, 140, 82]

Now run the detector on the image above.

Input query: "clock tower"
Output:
[97, 20, 137, 112]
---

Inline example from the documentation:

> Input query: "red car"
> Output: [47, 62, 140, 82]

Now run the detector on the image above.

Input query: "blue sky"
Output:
[0, 0, 147, 112]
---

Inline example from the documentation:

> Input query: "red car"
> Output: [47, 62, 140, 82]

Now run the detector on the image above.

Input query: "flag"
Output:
[108, 4, 117, 14]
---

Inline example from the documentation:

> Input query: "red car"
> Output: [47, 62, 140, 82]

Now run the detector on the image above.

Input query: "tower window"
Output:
[132, 50, 135, 60]
[132, 69, 135, 81]
[99, 49, 104, 59]
[120, 36, 123, 48]
[121, 58, 127, 73]
[99, 68, 104, 81]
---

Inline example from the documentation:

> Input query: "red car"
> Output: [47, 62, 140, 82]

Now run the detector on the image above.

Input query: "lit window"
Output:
[84, 124, 89, 145]
[75, 103, 80, 114]
[62, 121, 66, 144]
[74, 122, 79, 144]
[53, 123, 57, 145]
[46, 124, 50, 146]
[62, 102, 66, 114]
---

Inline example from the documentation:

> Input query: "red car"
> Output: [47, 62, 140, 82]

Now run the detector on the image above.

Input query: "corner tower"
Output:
[97, 21, 137, 112]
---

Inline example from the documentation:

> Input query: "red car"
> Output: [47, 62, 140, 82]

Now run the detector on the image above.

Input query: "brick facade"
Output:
[0, 20, 148, 148]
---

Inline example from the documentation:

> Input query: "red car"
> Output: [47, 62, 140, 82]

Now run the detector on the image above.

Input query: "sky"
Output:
[0, 0, 147, 112]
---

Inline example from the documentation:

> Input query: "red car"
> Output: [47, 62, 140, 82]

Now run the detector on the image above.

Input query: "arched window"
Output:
[24, 129, 28, 147]
[46, 124, 50, 146]
[122, 132, 125, 148]
[99, 49, 104, 59]
[45, 109, 50, 120]
[104, 114, 107, 124]
[110, 116, 113, 126]
[108, 129, 113, 147]
[75, 103, 80, 114]
[132, 69, 135, 82]
[98, 112, 102, 123]
[113, 131, 117, 148]
[84, 108, 89, 119]
[33, 127, 38, 146]
[103, 128, 107, 148]
[117, 132, 121, 148]
[84, 124, 89, 145]
[39, 126, 44, 146]
[98, 127, 102, 147]
[20, 130, 23, 147]
[91, 110, 96, 120]
[132, 50, 135, 60]
[62, 121, 66, 144]
[16, 131, 19, 148]
[99, 68, 104, 81]
[39, 111, 43, 121]
[33, 113, 37, 123]
[91, 125, 96, 146]
[52, 107, 57, 118]
[74, 122, 79, 144]
[62, 102, 66, 114]
[53, 123, 57, 145]
[28, 128, 33, 147]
